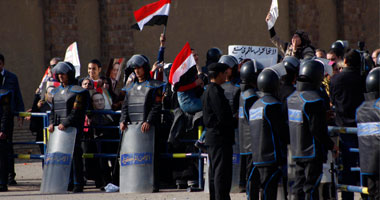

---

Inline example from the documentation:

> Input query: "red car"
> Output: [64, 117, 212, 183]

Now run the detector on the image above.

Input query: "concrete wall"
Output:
[0, 0, 45, 108]
[0, 0, 379, 108]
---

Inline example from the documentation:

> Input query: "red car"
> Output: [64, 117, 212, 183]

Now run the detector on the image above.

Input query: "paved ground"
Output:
[0, 162, 361, 200]
[0, 162, 247, 200]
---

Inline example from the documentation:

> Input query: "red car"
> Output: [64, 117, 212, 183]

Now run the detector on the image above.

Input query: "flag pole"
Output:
[163, 25, 167, 36]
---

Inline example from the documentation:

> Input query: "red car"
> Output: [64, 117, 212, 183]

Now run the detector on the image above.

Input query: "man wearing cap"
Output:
[202, 63, 234, 200]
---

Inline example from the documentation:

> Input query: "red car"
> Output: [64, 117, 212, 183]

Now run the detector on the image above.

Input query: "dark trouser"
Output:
[0, 140, 8, 185]
[250, 166, 282, 200]
[338, 134, 360, 200]
[70, 141, 84, 187]
[246, 156, 260, 200]
[7, 121, 15, 181]
[367, 175, 379, 200]
[208, 144, 233, 200]
[292, 159, 323, 200]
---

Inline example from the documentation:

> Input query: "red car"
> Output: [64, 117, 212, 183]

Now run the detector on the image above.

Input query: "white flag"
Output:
[267, 0, 279, 30]
[64, 42, 81, 78]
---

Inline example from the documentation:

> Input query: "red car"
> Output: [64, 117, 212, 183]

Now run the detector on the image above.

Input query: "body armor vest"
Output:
[52, 85, 86, 126]
[125, 80, 165, 122]
[356, 94, 380, 174]
[238, 88, 258, 153]
[249, 95, 282, 166]
[287, 90, 323, 159]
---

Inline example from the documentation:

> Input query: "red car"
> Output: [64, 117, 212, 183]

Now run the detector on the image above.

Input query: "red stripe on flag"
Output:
[134, 0, 171, 22]
[169, 42, 192, 85]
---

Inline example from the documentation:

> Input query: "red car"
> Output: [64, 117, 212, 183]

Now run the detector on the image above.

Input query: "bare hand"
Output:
[195, 78, 204, 87]
[0, 132, 6, 140]
[48, 124, 54, 132]
[120, 122, 127, 131]
[266, 12, 272, 22]
[37, 100, 44, 108]
[58, 124, 65, 130]
[25, 109, 32, 121]
[160, 33, 166, 47]
[141, 122, 150, 133]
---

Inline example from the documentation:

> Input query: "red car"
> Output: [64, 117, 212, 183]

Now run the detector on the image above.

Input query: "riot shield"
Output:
[230, 128, 241, 193]
[40, 127, 77, 194]
[119, 123, 155, 193]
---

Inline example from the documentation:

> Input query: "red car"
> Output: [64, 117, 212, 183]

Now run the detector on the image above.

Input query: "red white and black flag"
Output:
[131, 0, 171, 31]
[169, 42, 196, 85]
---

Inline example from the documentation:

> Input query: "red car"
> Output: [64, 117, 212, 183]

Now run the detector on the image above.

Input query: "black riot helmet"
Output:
[366, 67, 380, 94]
[283, 56, 300, 73]
[206, 48, 222, 66]
[257, 68, 280, 93]
[331, 40, 345, 58]
[52, 61, 76, 85]
[298, 60, 324, 88]
[240, 59, 264, 84]
[127, 54, 151, 80]
[218, 55, 238, 68]
[282, 56, 300, 84]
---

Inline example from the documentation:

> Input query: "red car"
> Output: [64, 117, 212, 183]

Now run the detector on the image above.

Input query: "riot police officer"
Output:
[248, 68, 289, 200]
[238, 60, 263, 193]
[48, 62, 90, 193]
[287, 60, 338, 200]
[119, 54, 165, 192]
[355, 67, 380, 200]
[0, 89, 11, 191]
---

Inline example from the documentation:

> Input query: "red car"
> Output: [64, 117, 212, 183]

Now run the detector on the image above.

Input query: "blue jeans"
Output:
[177, 90, 202, 114]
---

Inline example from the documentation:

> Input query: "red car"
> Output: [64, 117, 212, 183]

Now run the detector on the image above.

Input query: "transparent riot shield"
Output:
[40, 127, 77, 194]
[119, 123, 155, 193]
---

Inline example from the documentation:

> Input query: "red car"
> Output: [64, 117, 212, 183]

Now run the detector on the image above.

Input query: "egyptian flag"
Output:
[169, 42, 196, 86]
[131, 0, 171, 31]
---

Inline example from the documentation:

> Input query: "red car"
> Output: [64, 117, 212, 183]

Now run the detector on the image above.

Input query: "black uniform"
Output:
[50, 85, 90, 188]
[120, 79, 165, 190]
[0, 89, 11, 190]
[287, 82, 335, 200]
[355, 93, 380, 199]
[248, 93, 289, 200]
[202, 82, 234, 200]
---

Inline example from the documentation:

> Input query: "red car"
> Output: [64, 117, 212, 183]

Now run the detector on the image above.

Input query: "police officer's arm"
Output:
[61, 91, 89, 128]
[307, 101, 335, 150]
[48, 96, 55, 132]
[0, 93, 11, 139]
[120, 91, 131, 125]
[146, 86, 164, 125]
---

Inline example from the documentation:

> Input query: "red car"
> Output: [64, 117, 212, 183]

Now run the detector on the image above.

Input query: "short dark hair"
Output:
[89, 59, 102, 68]
[208, 70, 221, 79]
[344, 49, 362, 68]
[0, 54, 4, 63]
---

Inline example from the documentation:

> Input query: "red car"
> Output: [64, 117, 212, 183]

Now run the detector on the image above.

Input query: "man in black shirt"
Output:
[202, 63, 234, 200]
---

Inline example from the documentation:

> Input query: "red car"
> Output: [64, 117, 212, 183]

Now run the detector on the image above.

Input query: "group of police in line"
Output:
[0, 47, 379, 200]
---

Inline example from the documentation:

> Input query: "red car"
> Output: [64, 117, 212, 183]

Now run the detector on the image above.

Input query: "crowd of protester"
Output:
[0, 20, 379, 199]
